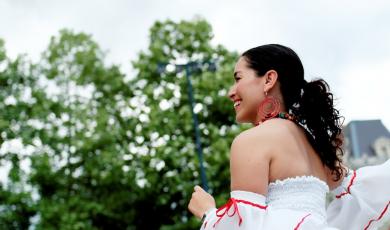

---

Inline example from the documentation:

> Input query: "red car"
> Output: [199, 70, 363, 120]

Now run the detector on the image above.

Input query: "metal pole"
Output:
[184, 64, 209, 192]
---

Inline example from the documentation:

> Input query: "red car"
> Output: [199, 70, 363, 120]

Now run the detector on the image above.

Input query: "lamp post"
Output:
[158, 60, 217, 192]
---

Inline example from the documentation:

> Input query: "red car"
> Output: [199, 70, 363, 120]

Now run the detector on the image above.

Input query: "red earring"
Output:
[257, 92, 281, 123]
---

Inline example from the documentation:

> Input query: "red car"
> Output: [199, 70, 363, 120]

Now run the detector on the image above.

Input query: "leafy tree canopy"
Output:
[0, 18, 244, 229]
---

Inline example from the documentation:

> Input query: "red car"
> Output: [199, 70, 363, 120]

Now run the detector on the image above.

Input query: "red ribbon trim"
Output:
[294, 213, 311, 230]
[363, 201, 390, 230]
[335, 170, 356, 199]
[212, 197, 267, 228]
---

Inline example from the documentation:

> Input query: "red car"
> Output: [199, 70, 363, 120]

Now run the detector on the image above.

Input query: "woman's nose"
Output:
[228, 85, 236, 100]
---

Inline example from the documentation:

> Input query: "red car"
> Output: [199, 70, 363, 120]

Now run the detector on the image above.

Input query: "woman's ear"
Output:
[263, 70, 278, 92]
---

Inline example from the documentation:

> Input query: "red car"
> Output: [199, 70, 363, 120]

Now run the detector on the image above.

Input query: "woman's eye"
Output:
[234, 77, 241, 82]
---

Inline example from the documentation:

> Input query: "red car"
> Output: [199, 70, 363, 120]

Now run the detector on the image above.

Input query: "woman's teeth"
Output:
[234, 100, 241, 107]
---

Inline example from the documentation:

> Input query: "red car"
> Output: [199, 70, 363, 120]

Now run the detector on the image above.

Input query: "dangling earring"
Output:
[257, 92, 281, 123]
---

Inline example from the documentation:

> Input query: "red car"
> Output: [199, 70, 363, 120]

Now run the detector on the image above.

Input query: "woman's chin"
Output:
[235, 116, 249, 124]
[235, 120, 244, 124]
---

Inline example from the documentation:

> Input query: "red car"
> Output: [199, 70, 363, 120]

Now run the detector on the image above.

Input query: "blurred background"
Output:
[0, 0, 389, 229]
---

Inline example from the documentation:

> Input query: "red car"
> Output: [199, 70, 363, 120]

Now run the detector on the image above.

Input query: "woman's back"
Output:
[230, 118, 334, 195]
[264, 118, 329, 186]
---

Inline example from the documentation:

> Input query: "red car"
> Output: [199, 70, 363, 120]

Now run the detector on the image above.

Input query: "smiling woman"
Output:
[188, 44, 390, 230]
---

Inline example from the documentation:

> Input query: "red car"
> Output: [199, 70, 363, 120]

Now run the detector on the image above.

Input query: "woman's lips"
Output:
[234, 100, 242, 110]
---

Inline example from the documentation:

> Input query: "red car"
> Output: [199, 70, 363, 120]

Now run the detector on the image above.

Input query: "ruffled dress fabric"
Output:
[327, 159, 390, 230]
[201, 159, 390, 230]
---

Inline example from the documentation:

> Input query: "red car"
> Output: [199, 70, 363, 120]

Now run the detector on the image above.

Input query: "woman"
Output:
[188, 44, 390, 229]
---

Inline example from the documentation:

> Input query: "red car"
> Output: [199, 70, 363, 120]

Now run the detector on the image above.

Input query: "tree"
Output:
[0, 18, 244, 229]
[0, 38, 37, 230]
[1, 29, 139, 229]
[129, 18, 242, 229]
[27, 29, 139, 229]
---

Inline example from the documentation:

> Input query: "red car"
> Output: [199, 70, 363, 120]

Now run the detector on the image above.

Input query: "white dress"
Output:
[201, 159, 390, 230]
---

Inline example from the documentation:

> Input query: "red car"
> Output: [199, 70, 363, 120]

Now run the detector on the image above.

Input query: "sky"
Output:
[1, 0, 390, 129]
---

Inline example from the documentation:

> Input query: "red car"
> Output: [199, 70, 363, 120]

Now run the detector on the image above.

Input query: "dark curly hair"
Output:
[242, 44, 344, 181]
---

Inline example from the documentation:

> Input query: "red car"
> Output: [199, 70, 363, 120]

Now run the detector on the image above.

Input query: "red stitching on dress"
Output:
[294, 214, 311, 230]
[235, 199, 268, 210]
[203, 221, 207, 229]
[213, 198, 267, 228]
[335, 170, 356, 199]
[363, 201, 390, 230]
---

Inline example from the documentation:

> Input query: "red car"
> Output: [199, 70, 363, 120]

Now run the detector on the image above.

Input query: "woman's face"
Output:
[228, 57, 266, 124]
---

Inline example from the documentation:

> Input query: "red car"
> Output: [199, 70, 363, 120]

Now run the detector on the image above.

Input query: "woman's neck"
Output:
[253, 110, 296, 126]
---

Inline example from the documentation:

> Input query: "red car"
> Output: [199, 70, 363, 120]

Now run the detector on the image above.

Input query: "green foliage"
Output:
[0, 40, 39, 229]
[128, 18, 241, 229]
[0, 18, 242, 229]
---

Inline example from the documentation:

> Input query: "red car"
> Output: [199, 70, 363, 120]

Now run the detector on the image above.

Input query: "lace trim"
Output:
[269, 175, 329, 190]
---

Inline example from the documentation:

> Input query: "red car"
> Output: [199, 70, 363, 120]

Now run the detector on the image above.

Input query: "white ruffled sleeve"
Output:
[199, 191, 267, 230]
[327, 159, 390, 230]
[199, 190, 326, 230]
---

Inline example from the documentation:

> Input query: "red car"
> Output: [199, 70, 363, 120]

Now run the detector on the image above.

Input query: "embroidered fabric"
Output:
[200, 159, 390, 230]
[267, 176, 328, 220]
[327, 159, 390, 229]
[202, 177, 334, 230]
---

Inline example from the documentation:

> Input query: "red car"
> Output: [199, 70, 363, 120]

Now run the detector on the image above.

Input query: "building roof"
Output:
[344, 120, 390, 158]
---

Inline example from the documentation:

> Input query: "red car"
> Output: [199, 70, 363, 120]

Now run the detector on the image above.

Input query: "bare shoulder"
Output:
[259, 118, 298, 136]
[231, 123, 278, 158]
[231, 119, 294, 159]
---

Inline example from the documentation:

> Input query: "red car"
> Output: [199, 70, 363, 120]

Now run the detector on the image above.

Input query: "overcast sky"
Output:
[1, 0, 390, 128]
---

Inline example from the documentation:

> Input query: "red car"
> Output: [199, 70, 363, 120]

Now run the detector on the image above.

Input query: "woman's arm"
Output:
[188, 127, 272, 216]
[230, 128, 271, 195]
